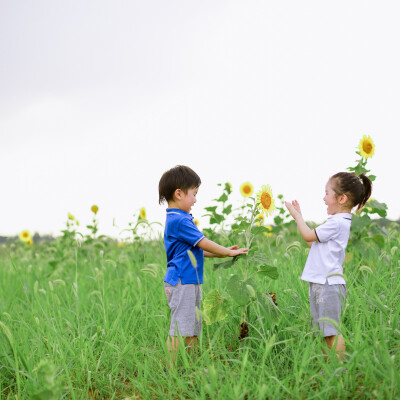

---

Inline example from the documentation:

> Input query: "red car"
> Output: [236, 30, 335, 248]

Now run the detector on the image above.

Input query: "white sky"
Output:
[1, 1, 399, 238]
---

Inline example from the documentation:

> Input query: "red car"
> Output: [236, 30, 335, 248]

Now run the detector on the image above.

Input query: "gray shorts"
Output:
[164, 280, 202, 337]
[309, 281, 346, 337]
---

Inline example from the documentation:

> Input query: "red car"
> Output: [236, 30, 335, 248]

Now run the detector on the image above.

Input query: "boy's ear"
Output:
[173, 188, 183, 200]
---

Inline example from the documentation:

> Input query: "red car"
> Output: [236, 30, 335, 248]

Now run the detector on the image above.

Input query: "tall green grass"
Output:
[0, 227, 399, 399]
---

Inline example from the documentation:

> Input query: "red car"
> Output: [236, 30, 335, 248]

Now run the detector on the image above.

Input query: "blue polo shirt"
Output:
[163, 208, 205, 285]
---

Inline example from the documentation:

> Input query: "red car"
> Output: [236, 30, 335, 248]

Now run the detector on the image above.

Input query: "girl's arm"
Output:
[285, 201, 318, 243]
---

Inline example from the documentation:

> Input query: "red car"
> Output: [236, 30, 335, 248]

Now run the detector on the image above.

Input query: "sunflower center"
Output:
[23, 232, 29, 238]
[362, 141, 372, 154]
[260, 193, 272, 209]
[243, 185, 251, 194]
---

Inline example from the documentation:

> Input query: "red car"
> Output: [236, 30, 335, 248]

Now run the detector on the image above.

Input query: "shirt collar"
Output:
[166, 208, 193, 218]
[329, 212, 352, 220]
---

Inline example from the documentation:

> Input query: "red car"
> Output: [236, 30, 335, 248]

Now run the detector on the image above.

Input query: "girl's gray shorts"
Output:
[309, 281, 346, 337]
[164, 280, 202, 337]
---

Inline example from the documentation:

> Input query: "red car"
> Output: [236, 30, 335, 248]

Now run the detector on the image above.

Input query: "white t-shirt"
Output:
[301, 213, 352, 285]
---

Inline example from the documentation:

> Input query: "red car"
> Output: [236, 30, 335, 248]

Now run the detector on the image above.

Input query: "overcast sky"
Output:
[1, 1, 399, 238]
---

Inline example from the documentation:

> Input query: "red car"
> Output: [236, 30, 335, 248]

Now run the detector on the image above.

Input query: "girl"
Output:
[285, 172, 372, 359]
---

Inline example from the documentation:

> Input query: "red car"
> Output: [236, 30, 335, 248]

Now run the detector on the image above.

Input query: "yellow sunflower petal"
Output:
[19, 230, 32, 243]
[263, 225, 273, 237]
[240, 182, 254, 197]
[91, 205, 99, 214]
[139, 207, 146, 219]
[358, 135, 375, 159]
[256, 185, 276, 216]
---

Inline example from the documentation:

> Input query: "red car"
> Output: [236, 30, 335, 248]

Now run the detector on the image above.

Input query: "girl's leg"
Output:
[324, 334, 345, 360]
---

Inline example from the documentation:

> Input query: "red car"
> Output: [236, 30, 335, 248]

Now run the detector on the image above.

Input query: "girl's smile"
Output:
[323, 181, 341, 215]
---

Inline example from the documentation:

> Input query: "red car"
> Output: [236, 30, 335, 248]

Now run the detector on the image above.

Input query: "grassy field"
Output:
[0, 214, 399, 399]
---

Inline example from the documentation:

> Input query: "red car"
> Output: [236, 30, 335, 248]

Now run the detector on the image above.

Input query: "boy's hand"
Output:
[285, 201, 302, 220]
[228, 246, 248, 257]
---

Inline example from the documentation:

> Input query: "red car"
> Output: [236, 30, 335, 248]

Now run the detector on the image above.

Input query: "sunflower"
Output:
[365, 197, 375, 212]
[68, 212, 75, 220]
[139, 207, 146, 220]
[19, 230, 32, 243]
[240, 182, 254, 197]
[193, 219, 199, 227]
[256, 185, 276, 216]
[358, 135, 375, 159]
[91, 205, 99, 214]
[256, 213, 265, 221]
[263, 225, 273, 237]
[255, 213, 265, 226]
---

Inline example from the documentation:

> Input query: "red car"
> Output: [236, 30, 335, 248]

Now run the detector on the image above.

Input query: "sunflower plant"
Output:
[203, 184, 279, 340]
[123, 208, 162, 244]
[347, 136, 388, 259]
[86, 205, 100, 239]
[202, 182, 233, 243]
[60, 213, 81, 242]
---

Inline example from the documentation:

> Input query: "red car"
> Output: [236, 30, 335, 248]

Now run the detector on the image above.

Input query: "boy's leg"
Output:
[167, 336, 180, 366]
[184, 336, 198, 352]
[324, 334, 346, 360]
[164, 281, 201, 366]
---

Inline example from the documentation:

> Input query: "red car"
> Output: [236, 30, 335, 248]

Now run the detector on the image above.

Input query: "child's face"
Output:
[180, 187, 198, 213]
[323, 181, 341, 215]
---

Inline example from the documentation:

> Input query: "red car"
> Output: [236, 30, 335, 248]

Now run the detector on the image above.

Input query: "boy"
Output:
[159, 165, 248, 363]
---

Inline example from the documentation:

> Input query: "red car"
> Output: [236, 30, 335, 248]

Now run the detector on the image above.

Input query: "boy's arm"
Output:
[198, 239, 248, 257]
[204, 245, 240, 258]
[285, 201, 318, 243]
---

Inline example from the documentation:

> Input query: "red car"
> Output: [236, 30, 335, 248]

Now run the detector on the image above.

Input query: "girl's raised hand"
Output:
[291, 200, 302, 215]
[285, 201, 301, 220]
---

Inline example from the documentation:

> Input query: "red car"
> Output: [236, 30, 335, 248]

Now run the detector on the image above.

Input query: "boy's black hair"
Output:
[159, 165, 201, 204]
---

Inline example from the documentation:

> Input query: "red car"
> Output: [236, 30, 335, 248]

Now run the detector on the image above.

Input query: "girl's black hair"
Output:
[158, 165, 201, 204]
[330, 172, 372, 211]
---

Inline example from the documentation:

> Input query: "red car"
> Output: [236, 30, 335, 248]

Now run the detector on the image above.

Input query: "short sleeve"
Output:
[177, 218, 205, 247]
[315, 217, 339, 243]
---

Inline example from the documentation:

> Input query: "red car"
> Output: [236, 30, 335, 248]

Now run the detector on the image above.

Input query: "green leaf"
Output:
[251, 226, 271, 236]
[231, 220, 251, 231]
[247, 251, 270, 268]
[222, 204, 233, 215]
[368, 175, 376, 182]
[224, 182, 232, 194]
[203, 289, 230, 325]
[204, 206, 218, 213]
[214, 193, 228, 203]
[354, 163, 369, 176]
[213, 255, 241, 271]
[351, 214, 371, 233]
[227, 275, 253, 306]
[365, 199, 387, 217]
[274, 215, 283, 225]
[210, 213, 225, 225]
[257, 264, 279, 280]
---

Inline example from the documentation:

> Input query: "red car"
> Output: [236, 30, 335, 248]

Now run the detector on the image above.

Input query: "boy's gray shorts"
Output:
[164, 280, 202, 337]
[309, 281, 346, 337]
